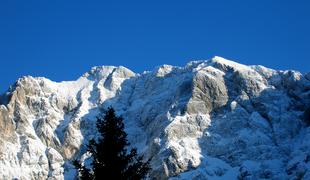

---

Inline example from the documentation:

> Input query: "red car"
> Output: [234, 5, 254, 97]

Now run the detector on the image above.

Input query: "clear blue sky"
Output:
[0, 0, 309, 92]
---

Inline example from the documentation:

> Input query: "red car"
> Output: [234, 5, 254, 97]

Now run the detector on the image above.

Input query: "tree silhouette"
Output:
[74, 107, 150, 180]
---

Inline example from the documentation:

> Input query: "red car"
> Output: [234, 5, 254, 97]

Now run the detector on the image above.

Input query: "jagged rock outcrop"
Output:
[0, 56, 309, 179]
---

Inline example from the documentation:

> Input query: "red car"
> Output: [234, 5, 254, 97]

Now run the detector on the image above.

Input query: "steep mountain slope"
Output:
[0, 57, 309, 179]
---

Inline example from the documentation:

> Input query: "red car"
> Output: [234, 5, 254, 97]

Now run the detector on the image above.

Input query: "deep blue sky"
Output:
[0, 0, 309, 92]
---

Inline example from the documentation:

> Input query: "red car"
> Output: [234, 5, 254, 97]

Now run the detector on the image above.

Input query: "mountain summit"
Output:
[0, 57, 309, 179]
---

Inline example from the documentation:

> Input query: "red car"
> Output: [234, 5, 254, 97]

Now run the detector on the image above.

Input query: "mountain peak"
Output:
[0, 57, 309, 179]
[82, 66, 135, 80]
[209, 56, 252, 72]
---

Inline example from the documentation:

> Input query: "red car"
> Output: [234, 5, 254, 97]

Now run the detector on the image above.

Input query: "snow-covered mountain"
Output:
[0, 56, 310, 180]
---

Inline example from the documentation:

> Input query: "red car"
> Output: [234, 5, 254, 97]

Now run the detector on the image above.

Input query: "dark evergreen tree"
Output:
[73, 160, 94, 180]
[74, 107, 151, 180]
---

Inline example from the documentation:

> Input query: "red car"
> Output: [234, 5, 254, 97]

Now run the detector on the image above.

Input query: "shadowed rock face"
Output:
[0, 57, 309, 180]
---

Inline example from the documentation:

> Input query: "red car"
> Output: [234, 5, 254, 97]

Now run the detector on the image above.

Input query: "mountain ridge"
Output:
[0, 56, 309, 179]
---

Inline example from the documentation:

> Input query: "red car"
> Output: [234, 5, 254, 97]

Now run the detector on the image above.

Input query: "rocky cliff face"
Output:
[0, 57, 309, 179]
